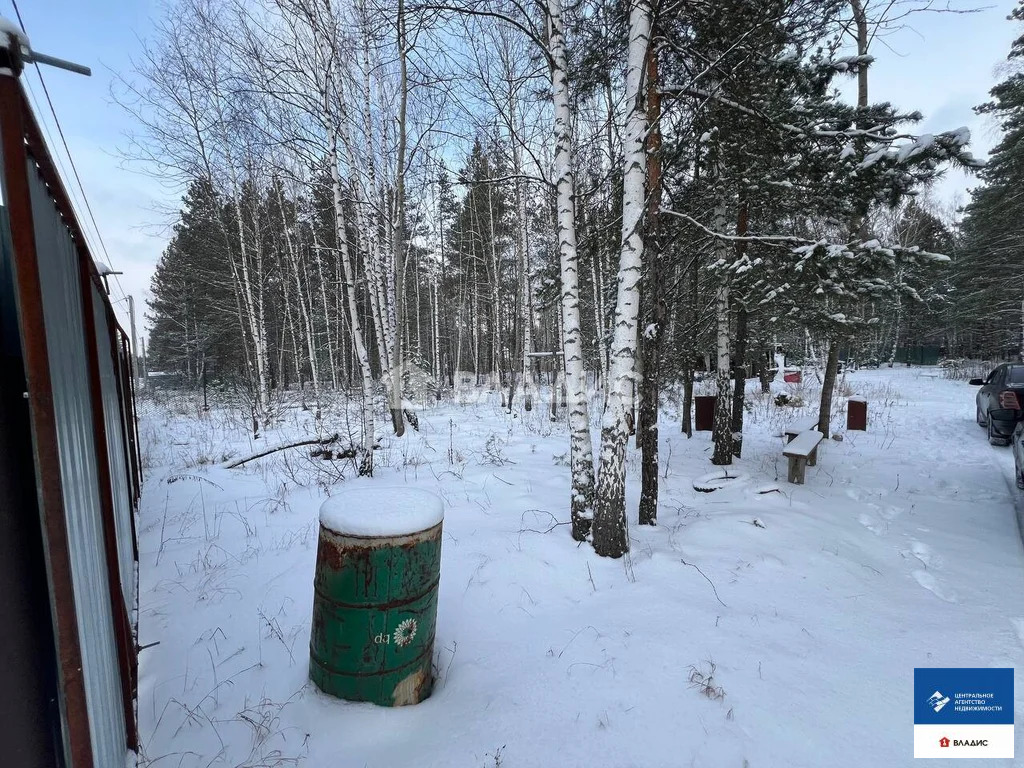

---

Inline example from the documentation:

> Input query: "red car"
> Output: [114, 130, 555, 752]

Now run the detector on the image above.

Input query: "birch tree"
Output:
[591, 0, 651, 559]
[390, 0, 411, 435]
[545, 0, 596, 539]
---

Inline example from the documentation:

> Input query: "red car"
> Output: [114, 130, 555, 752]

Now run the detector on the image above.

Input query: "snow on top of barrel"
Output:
[320, 486, 443, 536]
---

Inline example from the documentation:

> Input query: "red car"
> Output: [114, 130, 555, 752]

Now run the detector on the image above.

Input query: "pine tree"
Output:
[957, 1, 1024, 359]
[148, 180, 243, 385]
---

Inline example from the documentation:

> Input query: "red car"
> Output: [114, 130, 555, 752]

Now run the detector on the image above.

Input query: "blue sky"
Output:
[8, 0, 163, 333]
[6, 0, 1020, 336]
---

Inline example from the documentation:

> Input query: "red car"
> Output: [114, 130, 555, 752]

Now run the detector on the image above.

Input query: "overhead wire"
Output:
[19, 77, 99, 252]
[10, 0, 129, 304]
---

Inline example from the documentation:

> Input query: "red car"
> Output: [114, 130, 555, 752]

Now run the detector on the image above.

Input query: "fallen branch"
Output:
[680, 558, 729, 607]
[224, 433, 340, 469]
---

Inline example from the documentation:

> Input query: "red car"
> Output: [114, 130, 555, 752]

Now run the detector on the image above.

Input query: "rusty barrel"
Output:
[310, 487, 443, 706]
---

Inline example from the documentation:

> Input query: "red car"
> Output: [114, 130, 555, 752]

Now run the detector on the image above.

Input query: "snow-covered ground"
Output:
[136, 368, 1024, 767]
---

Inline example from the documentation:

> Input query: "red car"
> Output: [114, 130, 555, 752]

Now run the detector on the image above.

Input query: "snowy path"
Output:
[135, 369, 1024, 767]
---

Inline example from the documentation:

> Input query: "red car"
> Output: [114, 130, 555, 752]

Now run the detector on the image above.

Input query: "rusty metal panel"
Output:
[91, 284, 136, 612]
[0, 172, 64, 768]
[0, 74, 94, 768]
[26, 152, 128, 767]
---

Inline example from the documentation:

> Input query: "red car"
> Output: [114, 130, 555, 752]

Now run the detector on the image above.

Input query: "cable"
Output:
[21, 79, 93, 251]
[10, 0, 128, 303]
[21, 74, 128, 310]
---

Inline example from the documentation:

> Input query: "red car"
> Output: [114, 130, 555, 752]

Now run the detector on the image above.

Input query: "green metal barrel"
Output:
[309, 487, 443, 706]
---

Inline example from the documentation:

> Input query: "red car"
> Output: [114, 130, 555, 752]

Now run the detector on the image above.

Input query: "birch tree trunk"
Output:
[638, 39, 663, 526]
[592, 0, 651, 558]
[487, 184, 503, 391]
[342, 136, 394, 403]
[205, 62, 269, 420]
[711, 279, 733, 464]
[432, 278, 442, 399]
[516, 145, 535, 410]
[729, 200, 750, 458]
[228, 176, 271, 417]
[389, 0, 409, 436]
[330, 129, 376, 475]
[275, 179, 321, 417]
[710, 195, 734, 465]
[681, 250, 699, 437]
[353, 4, 398, 418]
[547, 0, 596, 540]
[440, 198, 452, 388]
[590, 244, 606, 389]
[347, 40, 394, 408]
[472, 263, 481, 383]
[730, 305, 748, 458]
[311, 232, 339, 390]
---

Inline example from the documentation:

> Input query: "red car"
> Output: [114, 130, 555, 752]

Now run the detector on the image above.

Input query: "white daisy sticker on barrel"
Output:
[393, 618, 418, 648]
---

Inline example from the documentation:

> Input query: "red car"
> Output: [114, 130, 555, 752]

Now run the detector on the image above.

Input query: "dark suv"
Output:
[971, 364, 1024, 445]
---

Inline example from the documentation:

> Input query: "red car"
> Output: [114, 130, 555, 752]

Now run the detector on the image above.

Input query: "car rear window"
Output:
[1008, 367, 1024, 384]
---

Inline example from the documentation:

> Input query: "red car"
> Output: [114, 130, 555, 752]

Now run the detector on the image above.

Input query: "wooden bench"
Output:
[784, 417, 819, 443]
[783, 429, 823, 484]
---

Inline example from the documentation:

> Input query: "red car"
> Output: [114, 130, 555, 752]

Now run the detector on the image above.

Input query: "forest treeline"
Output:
[132, 0, 1023, 556]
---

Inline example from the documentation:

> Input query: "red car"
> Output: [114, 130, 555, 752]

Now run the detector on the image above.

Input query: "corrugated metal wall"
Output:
[0, 146, 64, 768]
[0, 72, 139, 768]
[27, 160, 128, 768]
[92, 285, 137, 613]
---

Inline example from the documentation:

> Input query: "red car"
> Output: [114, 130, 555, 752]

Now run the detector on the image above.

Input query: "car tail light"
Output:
[1000, 390, 1021, 410]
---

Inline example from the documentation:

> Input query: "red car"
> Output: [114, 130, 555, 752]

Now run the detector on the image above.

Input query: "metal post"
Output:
[128, 295, 139, 384]
[139, 335, 148, 383]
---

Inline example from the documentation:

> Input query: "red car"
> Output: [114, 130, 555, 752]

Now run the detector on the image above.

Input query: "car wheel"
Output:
[977, 406, 988, 427]
[988, 421, 1009, 446]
